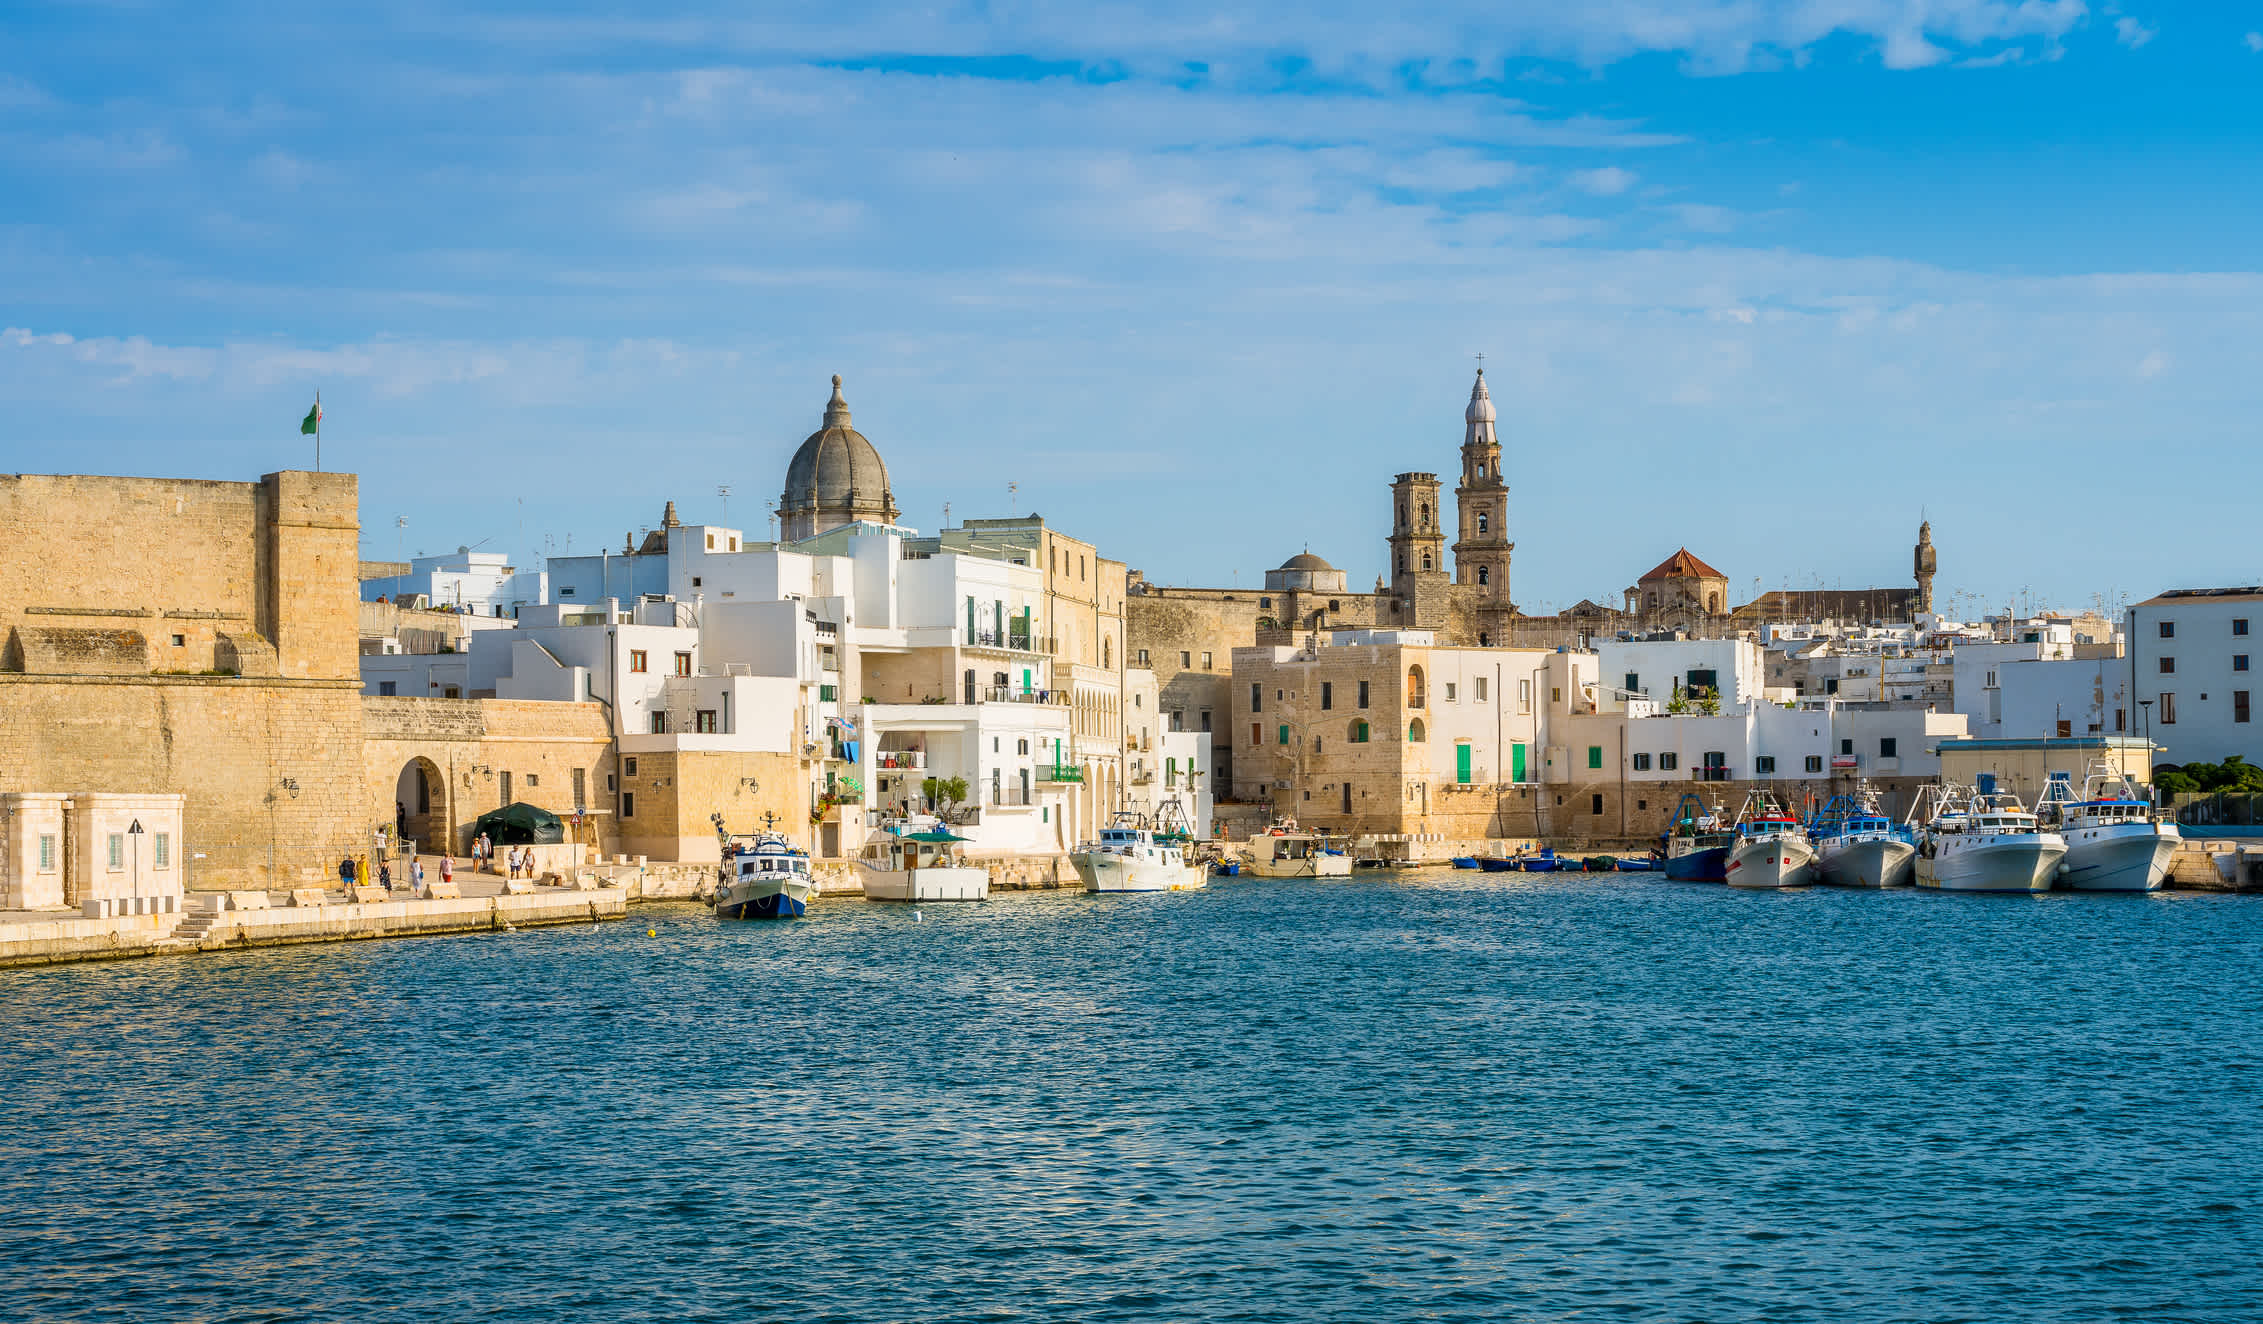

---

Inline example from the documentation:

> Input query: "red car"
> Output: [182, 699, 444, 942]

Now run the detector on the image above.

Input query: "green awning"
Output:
[471, 801, 566, 845]
[901, 829, 969, 843]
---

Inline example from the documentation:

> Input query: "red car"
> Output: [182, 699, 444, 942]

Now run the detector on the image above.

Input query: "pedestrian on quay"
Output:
[412, 857, 426, 893]
[378, 860, 392, 891]
[476, 832, 491, 873]
[338, 855, 356, 890]
[440, 855, 454, 887]
[510, 846, 524, 879]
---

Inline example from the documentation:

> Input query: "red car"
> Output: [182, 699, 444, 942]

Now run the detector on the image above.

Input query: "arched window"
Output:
[1707, 592, 1721, 613]
[1421, 552, 1434, 571]
[1477, 511, 1489, 534]
[1398, 503, 1407, 530]
[1646, 591, 1659, 610]
[1476, 460, 1486, 478]
[1103, 637, 1112, 669]
[1478, 632, 1490, 647]
[1419, 502, 1430, 528]
[1397, 553, 1407, 574]
[1349, 719, 1370, 743]
[1477, 566, 1490, 586]
[1408, 718, 1427, 743]
[1406, 666, 1426, 708]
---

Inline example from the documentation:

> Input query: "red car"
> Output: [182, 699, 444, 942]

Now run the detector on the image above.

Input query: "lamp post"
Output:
[126, 818, 144, 909]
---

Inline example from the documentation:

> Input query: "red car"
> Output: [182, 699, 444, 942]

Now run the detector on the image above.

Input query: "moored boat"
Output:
[1450, 856, 1482, 870]
[1241, 821, 1355, 878]
[1808, 787, 1917, 888]
[1073, 812, 1207, 893]
[857, 825, 989, 902]
[1914, 788, 2065, 893]
[713, 829, 816, 919]
[1477, 856, 1518, 873]
[1662, 793, 1733, 882]
[2038, 767, 2179, 892]
[1724, 791, 1816, 889]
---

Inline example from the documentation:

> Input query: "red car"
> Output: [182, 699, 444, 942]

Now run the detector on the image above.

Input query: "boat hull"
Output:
[714, 879, 811, 920]
[858, 863, 989, 902]
[1917, 836, 2065, 893]
[1725, 837, 1816, 889]
[1663, 846, 1728, 883]
[1477, 857, 1518, 873]
[1073, 850, 1206, 893]
[2058, 824, 2177, 892]
[1818, 837, 1916, 889]
[1245, 854, 1356, 879]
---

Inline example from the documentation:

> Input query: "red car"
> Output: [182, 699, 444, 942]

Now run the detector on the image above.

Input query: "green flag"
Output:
[300, 402, 322, 435]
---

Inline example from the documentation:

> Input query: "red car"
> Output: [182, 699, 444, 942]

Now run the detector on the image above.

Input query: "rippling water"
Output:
[4, 873, 2260, 1321]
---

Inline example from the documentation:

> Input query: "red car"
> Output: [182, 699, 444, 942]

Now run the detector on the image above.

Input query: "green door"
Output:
[1021, 668, 1032, 695]
[1511, 742, 1527, 783]
[1456, 743, 1473, 784]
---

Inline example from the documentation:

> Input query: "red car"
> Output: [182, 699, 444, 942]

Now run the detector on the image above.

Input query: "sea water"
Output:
[3, 873, 2258, 1321]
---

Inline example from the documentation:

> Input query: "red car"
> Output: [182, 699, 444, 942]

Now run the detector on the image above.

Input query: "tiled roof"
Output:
[1638, 547, 1727, 582]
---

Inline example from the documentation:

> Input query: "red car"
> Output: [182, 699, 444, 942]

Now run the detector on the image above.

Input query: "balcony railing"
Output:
[1038, 763, 1085, 784]
[874, 751, 927, 771]
[965, 630, 1053, 653]
[982, 686, 1067, 705]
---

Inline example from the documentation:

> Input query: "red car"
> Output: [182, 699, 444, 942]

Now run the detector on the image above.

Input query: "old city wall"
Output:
[362, 697, 617, 858]
[1128, 589, 1261, 785]
[617, 748, 810, 863]
[0, 471, 364, 889]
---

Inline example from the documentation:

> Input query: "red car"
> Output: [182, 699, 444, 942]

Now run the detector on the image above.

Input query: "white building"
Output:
[1596, 637, 1765, 711]
[2127, 587, 2262, 766]
[363, 549, 547, 617]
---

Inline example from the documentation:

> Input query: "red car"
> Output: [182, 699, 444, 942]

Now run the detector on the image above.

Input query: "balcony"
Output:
[982, 685, 1068, 706]
[1038, 762, 1085, 784]
[874, 751, 927, 771]
[965, 630, 1053, 654]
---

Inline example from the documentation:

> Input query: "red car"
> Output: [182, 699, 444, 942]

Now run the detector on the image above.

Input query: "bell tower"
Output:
[1452, 366, 1513, 606]
[1914, 519, 1937, 615]
[1387, 471, 1449, 626]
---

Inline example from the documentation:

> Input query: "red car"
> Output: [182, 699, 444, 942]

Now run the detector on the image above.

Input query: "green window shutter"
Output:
[1588, 745, 1603, 769]
[1278, 725, 1289, 746]
[1511, 742, 1527, 782]
[1455, 743, 1472, 784]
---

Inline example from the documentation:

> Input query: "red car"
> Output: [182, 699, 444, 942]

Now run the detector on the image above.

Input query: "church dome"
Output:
[780, 375, 898, 540]
[1280, 551, 1336, 573]
[1465, 367, 1496, 425]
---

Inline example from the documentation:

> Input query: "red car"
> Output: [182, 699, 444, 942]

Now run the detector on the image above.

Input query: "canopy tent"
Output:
[900, 829, 969, 843]
[471, 801, 566, 845]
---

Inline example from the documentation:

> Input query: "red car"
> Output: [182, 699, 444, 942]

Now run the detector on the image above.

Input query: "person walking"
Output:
[411, 857, 426, 893]
[378, 859, 392, 891]
[439, 855, 454, 887]
[338, 855, 356, 890]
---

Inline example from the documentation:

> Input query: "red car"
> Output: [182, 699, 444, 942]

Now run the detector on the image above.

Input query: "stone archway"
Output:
[393, 756, 449, 853]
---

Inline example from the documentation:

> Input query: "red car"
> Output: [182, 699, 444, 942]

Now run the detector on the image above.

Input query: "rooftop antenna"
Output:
[718, 484, 732, 523]
[1008, 481, 1019, 517]
[766, 500, 778, 542]
[942, 501, 951, 530]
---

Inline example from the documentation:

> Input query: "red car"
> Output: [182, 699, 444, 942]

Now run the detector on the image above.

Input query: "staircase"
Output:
[172, 912, 222, 943]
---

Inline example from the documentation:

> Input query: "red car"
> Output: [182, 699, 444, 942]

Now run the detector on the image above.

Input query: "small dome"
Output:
[1280, 551, 1336, 572]
[1465, 367, 1496, 425]
[780, 374, 898, 538]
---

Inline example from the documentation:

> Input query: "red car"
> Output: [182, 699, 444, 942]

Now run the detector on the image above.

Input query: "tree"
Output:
[2156, 756, 2263, 796]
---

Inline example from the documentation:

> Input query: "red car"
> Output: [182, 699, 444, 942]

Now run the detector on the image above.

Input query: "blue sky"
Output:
[5, 1, 2261, 617]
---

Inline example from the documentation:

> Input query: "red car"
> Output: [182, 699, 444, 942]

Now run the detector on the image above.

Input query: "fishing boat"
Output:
[1450, 856, 1482, 870]
[856, 824, 989, 902]
[2037, 765, 2179, 892]
[1913, 787, 2065, 893]
[1614, 855, 1660, 872]
[1519, 848, 1564, 873]
[1477, 856, 1518, 873]
[713, 829, 816, 920]
[1662, 793, 1733, 882]
[1724, 790, 1816, 889]
[1072, 810, 1207, 893]
[1241, 820, 1355, 878]
[1807, 786, 1917, 889]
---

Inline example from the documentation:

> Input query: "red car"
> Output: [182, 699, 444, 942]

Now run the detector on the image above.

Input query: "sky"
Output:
[4, 1, 2261, 619]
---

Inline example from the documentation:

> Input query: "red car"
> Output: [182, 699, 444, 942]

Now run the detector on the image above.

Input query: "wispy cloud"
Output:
[2246, 32, 2262, 53]
[2114, 17, 2157, 50]
[1571, 166, 1637, 196]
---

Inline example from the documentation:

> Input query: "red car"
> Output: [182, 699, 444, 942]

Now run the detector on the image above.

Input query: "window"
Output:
[1686, 668, 1717, 698]
[1477, 511, 1489, 534]
[38, 834, 56, 872]
[1519, 679, 1531, 709]
[2058, 720, 2073, 738]
[1350, 720, 1370, 743]
[1660, 752, 1679, 771]
[1018, 739, 1029, 755]
[1201, 652, 1213, 669]
[500, 771, 512, 802]
[378, 681, 397, 696]
[1328, 599, 1341, 612]
[1180, 651, 1191, 668]
[1478, 633, 1490, 647]
[442, 686, 460, 700]
[1591, 793, 1604, 815]
[2159, 621, 2175, 639]
[1840, 738, 1854, 756]
[1477, 566, 1489, 586]
[695, 710, 718, 734]
[1358, 681, 1370, 708]
[621, 792, 636, 819]
[1251, 683, 1262, 714]
[2238, 619, 2251, 637]
[170, 633, 185, 647]
[1587, 746, 1603, 770]
[819, 684, 838, 702]
[2160, 657, 2176, 675]
[1137, 649, 1150, 665]
[1805, 755, 1823, 773]
[629, 650, 648, 673]
[675, 652, 693, 677]
[649, 712, 669, 734]
[1755, 756, 1776, 774]
[572, 768, 586, 811]
[1475, 677, 1488, 702]
[1443, 682, 1457, 702]
[2238, 691, 2252, 725]
[1200, 709, 1212, 732]
[2237, 655, 2250, 672]
[1625, 672, 1640, 697]
[1633, 753, 1652, 771]
[1321, 682, 1333, 710]
[1278, 725, 1290, 746]
[1259, 597, 1272, 610]
[153, 833, 170, 869]
[706, 533, 714, 549]
[1407, 666, 1426, 708]
[623, 757, 637, 777]
[1407, 718, 1425, 742]
[2158, 693, 2177, 724]
[107, 834, 123, 870]
[1880, 738, 1898, 758]
[691, 576, 701, 587]
[1251, 723, 1262, 745]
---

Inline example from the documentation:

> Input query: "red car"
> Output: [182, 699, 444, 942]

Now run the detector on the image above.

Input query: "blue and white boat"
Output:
[2037, 766, 2179, 892]
[1662, 794, 1732, 882]
[714, 830, 816, 919]
[1807, 787, 1917, 889]
[1519, 848, 1564, 873]
[1724, 791, 1816, 889]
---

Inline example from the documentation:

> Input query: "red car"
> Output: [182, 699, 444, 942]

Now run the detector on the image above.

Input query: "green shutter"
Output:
[1278, 724, 1289, 746]
[1588, 745, 1603, 769]
[1512, 742, 1527, 783]
[1455, 743, 1472, 784]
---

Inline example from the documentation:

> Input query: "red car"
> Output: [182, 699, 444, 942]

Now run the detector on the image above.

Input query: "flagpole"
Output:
[314, 390, 321, 472]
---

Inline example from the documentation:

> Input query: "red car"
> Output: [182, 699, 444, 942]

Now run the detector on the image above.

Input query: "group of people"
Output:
[468, 833, 542, 880]
[335, 832, 542, 899]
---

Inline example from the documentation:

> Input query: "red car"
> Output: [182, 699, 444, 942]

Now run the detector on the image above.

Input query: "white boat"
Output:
[714, 830, 816, 919]
[856, 826, 989, 902]
[1071, 812, 1207, 893]
[1808, 787, 1917, 889]
[1723, 791, 1816, 889]
[2038, 767, 2179, 893]
[1241, 820, 1355, 878]
[1915, 789, 2066, 893]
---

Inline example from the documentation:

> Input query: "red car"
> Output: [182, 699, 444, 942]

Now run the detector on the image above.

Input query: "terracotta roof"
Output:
[1638, 547, 1726, 583]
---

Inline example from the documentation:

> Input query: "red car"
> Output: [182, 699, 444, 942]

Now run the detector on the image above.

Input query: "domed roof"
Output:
[781, 375, 896, 530]
[1280, 551, 1336, 572]
[1465, 367, 1496, 425]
